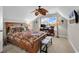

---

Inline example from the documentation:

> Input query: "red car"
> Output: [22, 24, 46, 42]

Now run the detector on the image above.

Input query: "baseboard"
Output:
[68, 39, 78, 53]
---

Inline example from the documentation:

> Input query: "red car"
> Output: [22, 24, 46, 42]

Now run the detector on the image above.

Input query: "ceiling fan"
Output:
[33, 6, 48, 16]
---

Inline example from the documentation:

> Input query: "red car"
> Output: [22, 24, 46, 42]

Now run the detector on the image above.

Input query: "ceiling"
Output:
[3, 6, 79, 22]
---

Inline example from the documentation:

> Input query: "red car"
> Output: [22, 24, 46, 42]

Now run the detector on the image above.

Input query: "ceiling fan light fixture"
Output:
[33, 6, 48, 16]
[35, 12, 39, 16]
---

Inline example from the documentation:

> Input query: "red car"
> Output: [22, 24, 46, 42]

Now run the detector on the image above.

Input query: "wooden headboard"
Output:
[5, 22, 26, 34]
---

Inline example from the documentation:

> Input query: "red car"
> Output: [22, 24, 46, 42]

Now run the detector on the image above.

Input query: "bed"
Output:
[6, 23, 47, 53]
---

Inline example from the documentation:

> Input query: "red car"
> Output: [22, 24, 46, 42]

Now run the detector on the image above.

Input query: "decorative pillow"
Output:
[22, 31, 32, 38]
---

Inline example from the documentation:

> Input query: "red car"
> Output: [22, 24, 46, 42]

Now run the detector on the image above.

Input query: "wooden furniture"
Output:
[47, 26, 55, 36]
[40, 25, 55, 36]
[7, 31, 47, 53]
[5, 22, 26, 34]
[5, 22, 47, 53]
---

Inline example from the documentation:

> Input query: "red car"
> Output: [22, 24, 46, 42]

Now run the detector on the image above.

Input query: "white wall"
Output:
[0, 6, 3, 52]
[32, 17, 40, 31]
[68, 23, 79, 52]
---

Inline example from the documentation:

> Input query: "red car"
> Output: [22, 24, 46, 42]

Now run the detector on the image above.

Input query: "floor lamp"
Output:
[56, 16, 59, 38]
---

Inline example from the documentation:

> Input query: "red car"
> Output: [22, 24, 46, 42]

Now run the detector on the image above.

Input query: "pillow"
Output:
[22, 31, 32, 38]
